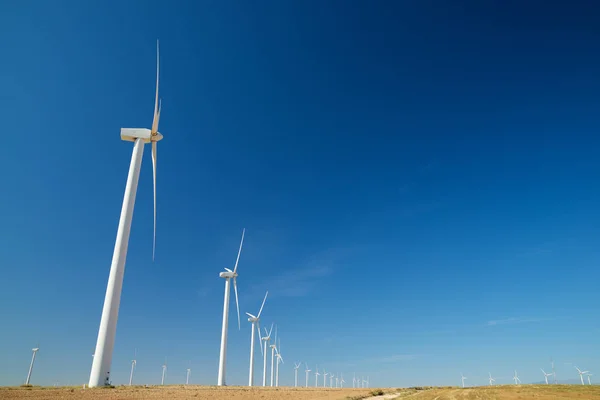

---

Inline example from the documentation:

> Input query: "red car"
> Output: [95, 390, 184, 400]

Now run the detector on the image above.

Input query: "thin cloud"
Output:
[486, 317, 547, 326]
[368, 354, 420, 363]
[249, 262, 333, 298]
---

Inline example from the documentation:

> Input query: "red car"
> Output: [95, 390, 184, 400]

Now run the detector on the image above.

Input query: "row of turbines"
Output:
[290, 364, 369, 389]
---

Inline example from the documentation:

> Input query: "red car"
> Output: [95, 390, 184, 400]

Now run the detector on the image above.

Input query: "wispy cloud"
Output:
[486, 317, 548, 326]
[249, 260, 334, 298]
[367, 354, 420, 363]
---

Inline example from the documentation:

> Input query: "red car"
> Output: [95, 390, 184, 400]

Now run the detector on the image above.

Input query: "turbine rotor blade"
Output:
[233, 228, 245, 273]
[246, 312, 256, 318]
[257, 321, 263, 356]
[268, 323, 274, 338]
[233, 278, 240, 330]
[257, 291, 268, 318]
[151, 141, 157, 261]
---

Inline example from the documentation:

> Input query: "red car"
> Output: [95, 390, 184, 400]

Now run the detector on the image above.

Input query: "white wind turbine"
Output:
[335, 374, 339, 388]
[329, 373, 334, 388]
[551, 358, 557, 384]
[247, 291, 268, 386]
[217, 229, 244, 386]
[513, 370, 521, 385]
[129, 349, 137, 386]
[89, 40, 164, 388]
[340, 373, 345, 388]
[305, 363, 311, 387]
[488, 372, 495, 386]
[161, 359, 167, 385]
[262, 324, 274, 387]
[587, 373, 593, 385]
[275, 338, 284, 386]
[352, 373, 355, 388]
[294, 362, 301, 387]
[186, 368, 191, 385]
[460, 373, 467, 388]
[323, 369, 328, 387]
[314, 366, 320, 387]
[269, 326, 277, 386]
[541, 368, 552, 384]
[25, 347, 39, 386]
[576, 367, 589, 385]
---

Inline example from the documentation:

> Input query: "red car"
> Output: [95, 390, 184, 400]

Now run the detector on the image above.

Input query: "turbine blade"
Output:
[152, 40, 160, 133]
[151, 141, 157, 261]
[233, 277, 240, 330]
[224, 268, 232, 273]
[257, 291, 268, 318]
[233, 228, 245, 273]
[245, 312, 256, 318]
[268, 323, 274, 338]
[257, 322, 263, 356]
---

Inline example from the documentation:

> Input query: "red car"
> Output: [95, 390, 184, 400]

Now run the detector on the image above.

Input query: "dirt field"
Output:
[1, 384, 599, 400]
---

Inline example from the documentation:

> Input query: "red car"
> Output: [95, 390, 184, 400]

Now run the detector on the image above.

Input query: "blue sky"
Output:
[1, 0, 600, 388]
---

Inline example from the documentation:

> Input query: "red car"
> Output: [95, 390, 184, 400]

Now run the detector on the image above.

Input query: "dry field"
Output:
[1, 384, 600, 400]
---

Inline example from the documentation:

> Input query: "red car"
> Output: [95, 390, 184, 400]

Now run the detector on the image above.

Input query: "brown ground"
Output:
[1, 384, 599, 400]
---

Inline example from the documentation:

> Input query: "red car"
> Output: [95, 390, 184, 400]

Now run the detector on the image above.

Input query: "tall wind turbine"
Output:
[587, 373, 593, 385]
[305, 364, 311, 387]
[269, 326, 277, 386]
[217, 229, 244, 386]
[89, 40, 164, 388]
[551, 358, 557, 384]
[129, 350, 137, 386]
[460, 373, 467, 388]
[488, 372, 495, 386]
[186, 368, 191, 385]
[335, 374, 339, 388]
[247, 291, 268, 386]
[161, 359, 167, 385]
[329, 373, 334, 388]
[25, 347, 39, 385]
[352, 373, 355, 388]
[541, 369, 552, 385]
[262, 324, 273, 387]
[323, 369, 328, 387]
[315, 366, 320, 387]
[340, 373, 345, 388]
[275, 338, 283, 386]
[294, 362, 301, 387]
[576, 367, 589, 385]
[513, 370, 521, 385]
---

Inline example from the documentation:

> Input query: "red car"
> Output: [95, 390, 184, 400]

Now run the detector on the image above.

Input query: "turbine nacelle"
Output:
[219, 270, 238, 279]
[120, 128, 163, 143]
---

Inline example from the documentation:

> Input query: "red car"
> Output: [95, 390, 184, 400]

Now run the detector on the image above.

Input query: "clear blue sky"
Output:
[1, 0, 599, 388]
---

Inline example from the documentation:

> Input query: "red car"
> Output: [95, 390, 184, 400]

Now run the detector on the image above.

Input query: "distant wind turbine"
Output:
[330, 373, 334, 388]
[576, 367, 589, 385]
[461, 373, 467, 388]
[294, 362, 301, 387]
[89, 40, 164, 388]
[186, 368, 191, 385]
[323, 369, 328, 387]
[247, 291, 268, 386]
[352, 373, 355, 388]
[217, 229, 244, 386]
[129, 349, 137, 386]
[25, 347, 39, 385]
[541, 368, 553, 385]
[587, 373, 593, 385]
[335, 374, 339, 388]
[305, 364, 311, 387]
[315, 366, 320, 387]
[161, 359, 167, 385]
[488, 372, 496, 386]
[262, 324, 274, 386]
[513, 370, 521, 385]
[269, 326, 277, 386]
[340, 373, 345, 388]
[275, 338, 283, 386]
[551, 358, 557, 384]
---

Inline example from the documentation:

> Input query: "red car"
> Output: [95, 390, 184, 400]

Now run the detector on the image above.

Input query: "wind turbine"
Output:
[186, 368, 191, 385]
[335, 374, 339, 388]
[587, 373, 593, 385]
[315, 366, 320, 387]
[551, 358, 557, 384]
[541, 368, 552, 384]
[330, 373, 334, 388]
[129, 350, 137, 386]
[247, 291, 268, 386]
[89, 40, 164, 388]
[576, 367, 589, 385]
[275, 338, 283, 386]
[305, 364, 311, 387]
[262, 324, 274, 387]
[161, 359, 167, 385]
[340, 373, 345, 388]
[217, 229, 244, 386]
[25, 347, 39, 385]
[513, 370, 521, 385]
[460, 373, 467, 388]
[488, 372, 495, 386]
[352, 373, 355, 388]
[269, 326, 277, 386]
[294, 362, 301, 387]
[323, 369, 328, 387]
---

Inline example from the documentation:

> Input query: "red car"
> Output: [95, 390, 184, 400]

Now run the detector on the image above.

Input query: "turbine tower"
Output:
[335, 375, 339, 388]
[315, 366, 320, 387]
[352, 373, 355, 388]
[551, 357, 557, 384]
[294, 362, 301, 387]
[576, 367, 589, 385]
[275, 338, 283, 386]
[340, 373, 345, 388]
[323, 369, 328, 387]
[89, 40, 164, 388]
[217, 229, 244, 386]
[161, 359, 167, 385]
[129, 349, 137, 386]
[305, 364, 311, 387]
[262, 324, 273, 386]
[186, 368, 191, 385]
[461, 373, 467, 388]
[488, 372, 495, 386]
[541, 368, 552, 385]
[269, 326, 277, 386]
[25, 347, 39, 385]
[513, 370, 521, 385]
[247, 291, 268, 386]
[587, 373, 593, 385]
[329, 373, 334, 388]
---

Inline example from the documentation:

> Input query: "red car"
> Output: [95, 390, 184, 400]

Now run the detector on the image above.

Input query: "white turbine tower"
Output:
[305, 364, 311, 387]
[247, 291, 268, 386]
[551, 358, 557, 384]
[294, 362, 301, 387]
[340, 373, 345, 388]
[217, 229, 244, 386]
[161, 360, 167, 385]
[25, 347, 39, 385]
[587, 373, 593, 385]
[269, 326, 277, 387]
[89, 40, 164, 388]
[128, 350, 137, 386]
[323, 369, 328, 387]
[186, 368, 191, 385]
[315, 366, 320, 387]
[513, 370, 521, 385]
[262, 324, 273, 387]
[335, 374, 339, 388]
[461, 373, 467, 388]
[541, 368, 553, 385]
[275, 338, 284, 386]
[576, 367, 589, 385]
[329, 373, 334, 388]
[352, 373, 355, 388]
[488, 372, 496, 386]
